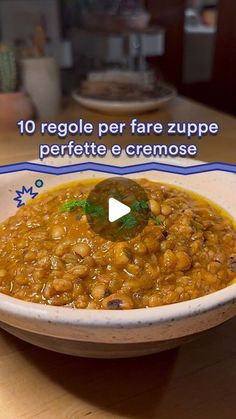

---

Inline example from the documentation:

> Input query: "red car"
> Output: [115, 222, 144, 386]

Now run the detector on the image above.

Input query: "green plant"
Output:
[0, 44, 17, 93]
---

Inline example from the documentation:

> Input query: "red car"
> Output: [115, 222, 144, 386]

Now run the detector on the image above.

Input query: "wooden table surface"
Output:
[0, 97, 235, 419]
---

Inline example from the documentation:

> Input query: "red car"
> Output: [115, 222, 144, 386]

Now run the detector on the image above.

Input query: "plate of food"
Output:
[0, 156, 235, 358]
[73, 71, 176, 115]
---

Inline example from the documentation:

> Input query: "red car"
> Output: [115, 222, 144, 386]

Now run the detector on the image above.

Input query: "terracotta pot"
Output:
[0, 91, 34, 130]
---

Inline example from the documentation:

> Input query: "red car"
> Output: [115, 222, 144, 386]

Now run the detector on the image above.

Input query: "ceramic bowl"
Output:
[72, 88, 175, 115]
[0, 156, 235, 358]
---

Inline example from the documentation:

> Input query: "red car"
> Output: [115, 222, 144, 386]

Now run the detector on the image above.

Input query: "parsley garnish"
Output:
[111, 192, 124, 200]
[131, 200, 149, 212]
[119, 213, 138, 230]
[152, 215, 163, 226]
[60, 199, 87, 213]
[85, 201, 106, 217]
[60, 199, 105, 218]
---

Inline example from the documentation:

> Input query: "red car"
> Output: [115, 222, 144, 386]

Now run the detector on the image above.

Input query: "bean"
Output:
[113, 243, 131, 268]
[190, 240, 202, 255]
[175, 251, 192, 271]
[149, 199, 161, 216]
[55, 242, 71, 257]
[72, 265, 89, 279]
[62, 253, 78, 264]
[51, 256, 64, 270]
[228, 255, 236, 272]
[163, 250, 177, 270]
[144, 263, 160, 280]
[51, 225, 65, 240]
[0, 269, 7, 278]
[133, 242, 147, 255]
[148, 293, 161, 307]
[202, 271, 218, 285]
[24, 251, 36, 262]
[53, 278, 73, 292]
[73, 243, 91, 258]
[109, 278, 123, 293]
[15, 276, 29, 285]
[102, 293, 134, 310]
[75, 295, 89, 309]
[161, 204, 172, 216]
[144, 236, 159, 253]
[83, 256, 95, 267]
[91, 283, 107, 300]
[207, 261, 221, 274]
[126, 264, 140, 276]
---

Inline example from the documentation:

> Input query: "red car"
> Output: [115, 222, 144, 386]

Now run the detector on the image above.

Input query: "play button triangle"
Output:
[108, 198, 131, 223]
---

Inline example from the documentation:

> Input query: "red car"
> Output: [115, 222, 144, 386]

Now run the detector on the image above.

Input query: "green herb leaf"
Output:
[85, 201, 106, 217]
[153, 215, 163, 226]
[119, 213, 138, 230]
[131, 200, 149, 213]
[60, 199, 106, 218]
[60, 199, 87, 213]
[111, 192, 124, 200]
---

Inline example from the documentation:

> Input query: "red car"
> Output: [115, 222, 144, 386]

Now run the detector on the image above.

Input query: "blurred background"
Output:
[0, 0, 235, 122]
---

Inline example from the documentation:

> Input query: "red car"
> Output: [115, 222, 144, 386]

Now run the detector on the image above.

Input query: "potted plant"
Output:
[0, 44, 34, 129]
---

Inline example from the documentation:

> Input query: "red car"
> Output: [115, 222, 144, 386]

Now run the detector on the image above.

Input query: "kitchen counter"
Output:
[0, 96, 235, 419]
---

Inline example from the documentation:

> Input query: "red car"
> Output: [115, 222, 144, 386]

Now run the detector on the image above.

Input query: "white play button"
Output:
[108, 198, 131, 223]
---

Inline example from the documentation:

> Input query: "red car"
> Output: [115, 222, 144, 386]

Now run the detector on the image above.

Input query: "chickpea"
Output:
[161, 204, 172, 216]
[51, 225, 65, 240]
[53, 278, 73, 292]
[113, 243, 131, 268]
[149, 199, 161, 216]
[73, 243, 91, 258]
[175, 251, 192, 271]
[91, 283, 107, 300]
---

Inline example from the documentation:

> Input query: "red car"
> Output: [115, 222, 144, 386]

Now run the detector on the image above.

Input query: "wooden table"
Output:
[0, 97, 235, 419]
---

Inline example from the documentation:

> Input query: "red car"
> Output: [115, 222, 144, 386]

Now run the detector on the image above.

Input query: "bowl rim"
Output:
[0, 156, 235, 328]
[0, 285, 236, 328]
